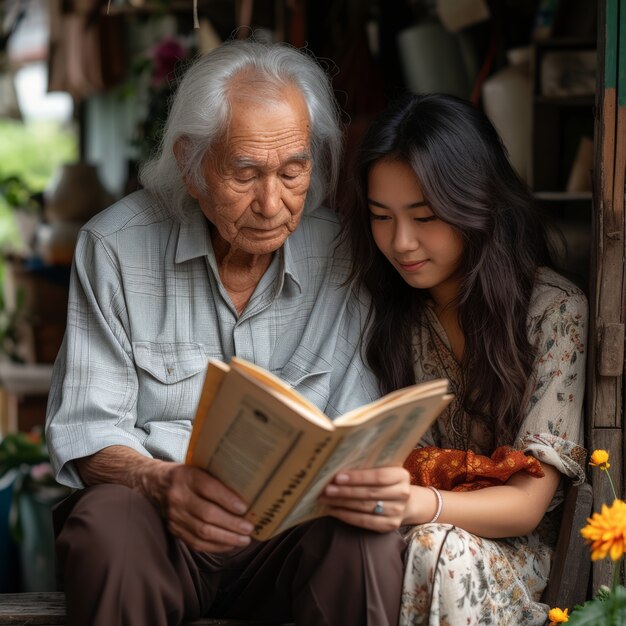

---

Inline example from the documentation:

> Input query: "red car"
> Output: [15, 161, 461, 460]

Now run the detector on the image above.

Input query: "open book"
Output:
[185, 357, 452, 541]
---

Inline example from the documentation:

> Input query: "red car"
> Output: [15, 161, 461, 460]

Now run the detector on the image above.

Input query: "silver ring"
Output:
[373, 500, 384, 515]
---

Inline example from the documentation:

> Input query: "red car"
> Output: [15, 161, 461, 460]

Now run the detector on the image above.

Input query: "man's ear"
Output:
[174, 137, 200, 199]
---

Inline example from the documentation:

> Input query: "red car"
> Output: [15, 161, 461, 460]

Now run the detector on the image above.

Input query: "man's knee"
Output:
[302, 517, 405, 570]
[57, 484, 164, 566]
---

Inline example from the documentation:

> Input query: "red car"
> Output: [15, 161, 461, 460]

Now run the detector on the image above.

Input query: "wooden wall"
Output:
[589, 0, 626, 591]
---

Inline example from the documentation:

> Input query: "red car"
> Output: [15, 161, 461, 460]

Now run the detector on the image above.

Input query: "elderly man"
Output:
[46, 41, 409, 626]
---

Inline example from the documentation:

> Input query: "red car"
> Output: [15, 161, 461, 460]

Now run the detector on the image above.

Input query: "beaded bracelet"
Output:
[427, 486, 443, 523]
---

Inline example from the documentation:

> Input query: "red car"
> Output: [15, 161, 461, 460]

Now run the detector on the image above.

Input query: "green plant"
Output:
[0, 119, 77, 192]
[0, 284, 26, 363]
[0, 118, 76, 252]
[0, 429, 69, 543]
[0, 430, 49, 477]
[0, 175, 39, 213]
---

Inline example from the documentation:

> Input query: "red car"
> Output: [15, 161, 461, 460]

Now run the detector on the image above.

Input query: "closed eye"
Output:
[280, 165, 308, 181]
[369, 212, 391, 221]
[233, 170, 257, 183]
[414, 216, 437, 223]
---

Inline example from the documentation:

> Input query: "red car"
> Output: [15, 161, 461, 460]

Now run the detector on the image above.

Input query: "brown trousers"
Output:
[55, 484, 406, 626]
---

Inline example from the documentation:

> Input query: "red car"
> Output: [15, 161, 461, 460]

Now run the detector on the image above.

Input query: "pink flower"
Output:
[151, 37, 188, 87]
[30, 462, 53, 480]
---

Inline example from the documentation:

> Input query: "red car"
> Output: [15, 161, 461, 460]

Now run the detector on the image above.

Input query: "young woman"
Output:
[338, 93, 588, 625]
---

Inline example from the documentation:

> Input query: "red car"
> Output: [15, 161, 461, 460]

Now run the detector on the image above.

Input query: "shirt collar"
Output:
[175, 210, 302, 294]
[281, 233, 303, 293]
[175, 210, 213, 263]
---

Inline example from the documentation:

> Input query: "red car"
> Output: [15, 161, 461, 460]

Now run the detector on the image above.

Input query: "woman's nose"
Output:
[392, 223, 419, 253]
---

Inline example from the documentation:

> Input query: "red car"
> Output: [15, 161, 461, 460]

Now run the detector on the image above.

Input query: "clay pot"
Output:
[44, 163, 113, 223]
[34, 221, 83, 267]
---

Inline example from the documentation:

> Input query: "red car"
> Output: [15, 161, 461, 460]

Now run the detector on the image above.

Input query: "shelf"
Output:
[534, 95, 595, 107]
[0, 362, 54, 436]
[532, 35, 596, 196]
[534, 191, 592, 202]
[0, 362, 54, 395]
[103, 1, 196, 17]
[533, 37, 596, 50]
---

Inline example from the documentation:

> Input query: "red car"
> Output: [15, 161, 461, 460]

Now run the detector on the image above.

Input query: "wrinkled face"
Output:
[368, 158, 464, 302]
[188, 85, 312, 257]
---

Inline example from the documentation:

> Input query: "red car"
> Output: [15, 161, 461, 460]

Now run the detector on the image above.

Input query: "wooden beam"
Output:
[590, 0, 626, 592]
[591, 428, 624, 591]
[590, 0, 623, 429]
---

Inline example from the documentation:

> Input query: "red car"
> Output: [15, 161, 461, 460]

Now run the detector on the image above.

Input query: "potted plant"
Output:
[0, 173, 42, 258]
[0, 287, 24, 364]
[0, 429, 71, 592]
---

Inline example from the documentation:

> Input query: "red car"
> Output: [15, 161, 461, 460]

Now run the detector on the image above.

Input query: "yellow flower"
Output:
[589, 449, 611, 470]
[580, 499, 626, 561]
[548, 607, 569, 624]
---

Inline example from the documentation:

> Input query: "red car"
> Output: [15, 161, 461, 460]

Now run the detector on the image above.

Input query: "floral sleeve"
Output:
[515, 277, 588, 489]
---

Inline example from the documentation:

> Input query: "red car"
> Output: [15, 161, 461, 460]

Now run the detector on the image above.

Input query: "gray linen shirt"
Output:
[45, 190, 379, 489]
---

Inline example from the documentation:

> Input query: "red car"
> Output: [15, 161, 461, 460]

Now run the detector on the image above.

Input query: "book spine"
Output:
[251, 434, 334, 538]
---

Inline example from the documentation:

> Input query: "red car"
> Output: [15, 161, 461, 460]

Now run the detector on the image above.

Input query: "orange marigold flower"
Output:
[580, 499, 626, 561]
[548, 607, 569, 624]
[589, 449, 611, 471]
[25, 431, 42, 444]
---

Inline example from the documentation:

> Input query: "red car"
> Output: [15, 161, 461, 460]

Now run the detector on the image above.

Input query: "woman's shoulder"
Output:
[528, 267, 588, 324]
[530, 267, 587, 314]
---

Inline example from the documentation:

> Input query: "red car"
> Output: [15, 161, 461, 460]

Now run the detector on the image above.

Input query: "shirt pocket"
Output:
[133, 341, 208, 426]
[272, 346, 332, 412]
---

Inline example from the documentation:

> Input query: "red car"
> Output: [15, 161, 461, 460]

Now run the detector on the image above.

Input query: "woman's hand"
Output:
[318, 466, 411, 532]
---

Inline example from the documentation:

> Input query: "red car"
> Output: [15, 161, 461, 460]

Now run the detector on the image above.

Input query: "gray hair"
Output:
[139, 40, 344, 218]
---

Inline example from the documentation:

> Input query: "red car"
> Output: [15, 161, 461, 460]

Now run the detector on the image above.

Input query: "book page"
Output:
[333, 378, 449, 426]
[185, 360, 229, 465]
[230, 357, 329, 423]
[275, 413, 400, 531]
[208, 392, 311, 504]
[244, 429, 337, 539]
[369, 395, 452, 466]
[230, 358, 333, 430]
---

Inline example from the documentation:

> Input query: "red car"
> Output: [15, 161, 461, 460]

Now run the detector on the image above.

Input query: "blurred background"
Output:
[0, 0, 598, 594]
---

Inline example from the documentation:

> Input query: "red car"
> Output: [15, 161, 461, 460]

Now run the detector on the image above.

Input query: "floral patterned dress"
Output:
[400, 267, 588, 626]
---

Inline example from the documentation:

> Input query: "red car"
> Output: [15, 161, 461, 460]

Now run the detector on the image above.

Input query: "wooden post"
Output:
[589, 0, 626, 592]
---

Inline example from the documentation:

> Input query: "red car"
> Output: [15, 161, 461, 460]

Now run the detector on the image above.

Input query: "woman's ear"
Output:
[174, 137, 200, 199]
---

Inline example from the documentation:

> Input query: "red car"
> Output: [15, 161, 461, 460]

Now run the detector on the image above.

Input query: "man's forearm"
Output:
[75, 446, 173, 510]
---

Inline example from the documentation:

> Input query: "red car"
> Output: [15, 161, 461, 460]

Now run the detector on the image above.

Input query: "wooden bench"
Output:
[0, 482, 594, 624]
[540, 481, 594, 608]
[0, 592, 292, 625]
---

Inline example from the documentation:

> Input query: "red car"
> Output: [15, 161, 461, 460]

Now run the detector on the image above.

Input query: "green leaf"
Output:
[569, 586, 626, 626]
[568, 599, 613, 625]
[0, 431, 49, 477]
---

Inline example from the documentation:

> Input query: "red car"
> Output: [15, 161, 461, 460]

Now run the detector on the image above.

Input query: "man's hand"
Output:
[162, 464, 254, 552]
[318, 466, 411, 533]
[76, 446, 254, 553]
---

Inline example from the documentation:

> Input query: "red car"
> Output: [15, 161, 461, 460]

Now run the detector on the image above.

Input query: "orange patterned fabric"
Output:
[403, 445, 545, 492]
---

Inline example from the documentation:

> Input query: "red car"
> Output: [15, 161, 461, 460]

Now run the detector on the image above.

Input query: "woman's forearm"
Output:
[403, 462, 562, 538]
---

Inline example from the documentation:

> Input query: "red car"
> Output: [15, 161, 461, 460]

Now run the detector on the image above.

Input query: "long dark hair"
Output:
[340, 93, 555, 447]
